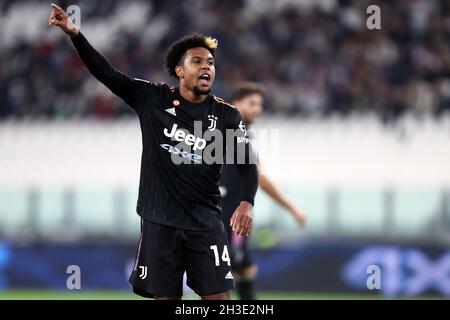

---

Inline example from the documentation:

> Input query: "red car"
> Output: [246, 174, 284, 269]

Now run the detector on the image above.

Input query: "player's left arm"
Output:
[258, 162, 306, 226]
[226, 109, 259, 237]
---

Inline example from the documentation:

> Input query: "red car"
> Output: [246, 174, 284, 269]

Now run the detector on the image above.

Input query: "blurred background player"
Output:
[220, 82, 307, 300]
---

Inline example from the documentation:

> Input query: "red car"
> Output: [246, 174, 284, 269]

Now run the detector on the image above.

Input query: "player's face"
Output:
[235, 93, 263, 125]
[179, 47, 215, 96]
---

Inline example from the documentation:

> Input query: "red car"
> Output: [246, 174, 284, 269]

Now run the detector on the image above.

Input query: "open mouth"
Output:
[198, 73, 211, 86]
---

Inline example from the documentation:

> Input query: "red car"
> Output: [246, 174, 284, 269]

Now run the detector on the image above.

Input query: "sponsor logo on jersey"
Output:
[163, 124, 207, 151]
[160, 144, 202, 163]
[237, 137, 249, 144]
[238, 121, 247, 135]
[225, 271, 234, 280]
[236, 121, 249, 143]
[165, 108, 176, 116]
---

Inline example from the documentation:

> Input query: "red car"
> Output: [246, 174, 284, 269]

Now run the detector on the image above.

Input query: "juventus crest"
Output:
[207, 115, 218, 131]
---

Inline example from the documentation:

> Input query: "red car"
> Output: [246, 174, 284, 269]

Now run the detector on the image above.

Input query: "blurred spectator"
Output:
[1, 0, 450, 122]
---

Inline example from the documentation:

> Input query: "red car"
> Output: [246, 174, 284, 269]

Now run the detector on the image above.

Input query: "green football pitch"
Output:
[0, 290, 443, 300]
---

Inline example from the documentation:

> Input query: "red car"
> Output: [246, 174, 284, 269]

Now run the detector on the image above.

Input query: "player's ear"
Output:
[175, 65, 184, 79]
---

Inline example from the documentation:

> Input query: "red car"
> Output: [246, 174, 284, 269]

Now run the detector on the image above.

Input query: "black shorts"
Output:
[129, 218, 234, 298]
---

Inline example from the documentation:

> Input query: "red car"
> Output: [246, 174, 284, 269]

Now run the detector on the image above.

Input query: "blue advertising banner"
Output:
[0, 241, 448, 297]
[254, 241, 450, 297]
[0, 243, 135, 290]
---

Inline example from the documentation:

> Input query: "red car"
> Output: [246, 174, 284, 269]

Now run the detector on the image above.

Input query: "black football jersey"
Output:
[71, 33, 257, 230]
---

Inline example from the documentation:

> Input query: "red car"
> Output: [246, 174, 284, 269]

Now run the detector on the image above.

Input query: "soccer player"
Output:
[220, 82, 306, 300]
[48, 3, 258, 300]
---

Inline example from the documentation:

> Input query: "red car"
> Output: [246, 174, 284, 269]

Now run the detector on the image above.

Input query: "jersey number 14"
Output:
[210, 245, 231, 267]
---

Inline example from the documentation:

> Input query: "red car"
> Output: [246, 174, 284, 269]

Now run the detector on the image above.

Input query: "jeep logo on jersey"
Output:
[163, 124, 207, 151]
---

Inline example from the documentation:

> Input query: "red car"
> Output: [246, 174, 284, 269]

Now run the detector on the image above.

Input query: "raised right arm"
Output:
[48, 3, 142, 106]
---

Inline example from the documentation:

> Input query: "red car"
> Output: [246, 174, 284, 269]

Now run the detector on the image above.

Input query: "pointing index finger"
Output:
[48, 9, 55, 25]
[51, 3, 64, 13]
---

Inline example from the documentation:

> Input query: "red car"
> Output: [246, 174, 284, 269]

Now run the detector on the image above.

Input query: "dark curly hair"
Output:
[164, 33, 218, 78]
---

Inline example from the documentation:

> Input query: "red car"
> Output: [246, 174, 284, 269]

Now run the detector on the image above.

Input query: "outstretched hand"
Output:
[48, 3, 79, 37]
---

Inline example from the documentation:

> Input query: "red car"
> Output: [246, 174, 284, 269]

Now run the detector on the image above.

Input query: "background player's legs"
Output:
[233, 264, 258, 300]
[230, 234, 257, 300]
